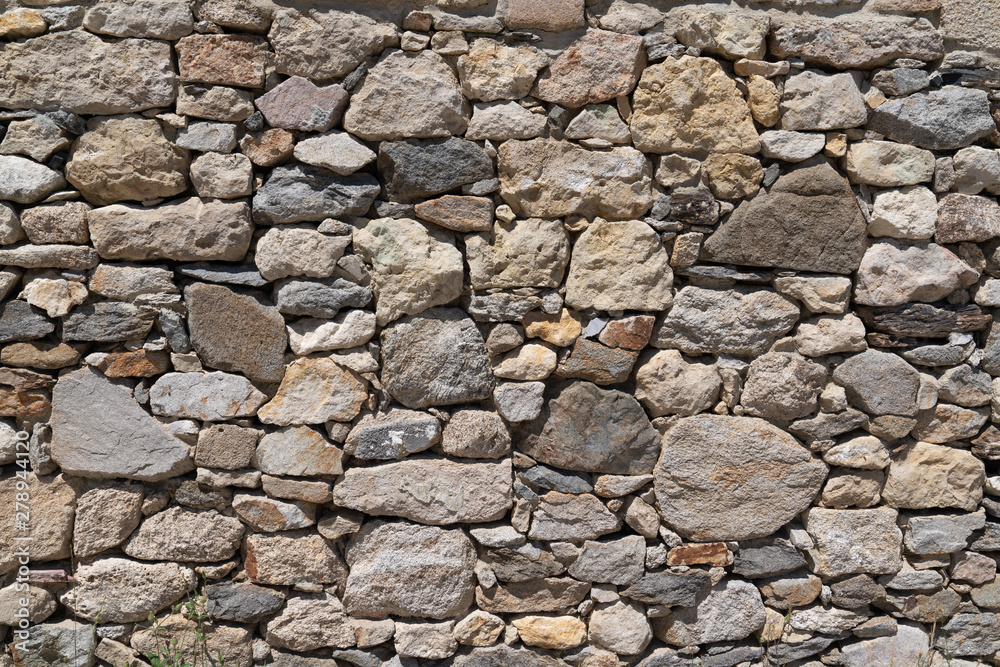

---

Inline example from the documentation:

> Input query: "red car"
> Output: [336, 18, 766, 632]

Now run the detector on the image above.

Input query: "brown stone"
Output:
[254, 76, 349, 132]
[476, 578, 590, 614]
[936, 193, 1000, 244]
[244, 530, 349, 588]
[901, 589, 961, 623]
[858, 303, 992, 338]
[20, 202, 90, 245]
[0, 474, 77, 575]
[0, 342, 80, 370]
[532, 30, 645, 108]
[0, 389, 48, 419]
[666, 543, 734, 567]
[598, 315, 655, 350]
[414, 196, 494, 232]
[506, 0, 584, 31]
[239, 129, 295, 167]
[95, 350, 169, 378]
[176, 34, 268, 88]
[554, 338, 638, 385]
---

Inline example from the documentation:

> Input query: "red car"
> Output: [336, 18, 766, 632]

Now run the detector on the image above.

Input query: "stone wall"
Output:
[0, 0, 999, 665]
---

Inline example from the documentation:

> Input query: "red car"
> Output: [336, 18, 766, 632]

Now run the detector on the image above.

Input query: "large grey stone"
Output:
[620, 570, 712, 607]
[770, 17, 944, 69]
[833, 350, 920, 417]
[10, 620, 96, 667]
[123, 507, 244, 562]
[83, 0, 194, 39]
[780, 70, 868, 131]
[651, 286, 799, 356]
[0, 31, 176, 114]
[378, 138, 493, 203]
[655, 415, 827, 541]
[653, 579, 766, 645]
[332, 457, 512, 525]
[0, 155, 66, 204]
[60, 557, 195, 623]
[516, 381, 660, 475]
[273, 277, 372, 318]
[804, 507, 903, 577]
[344, 521, 476, 620]
[50, 367, 192, 481]
[253, 164, 380, 224]
[868, 87, 996, 151]
[702, 163, 866, 274]
[149, 371, 267, 421]
[205, 581, 286, 624]
[381, 308, 494, 409]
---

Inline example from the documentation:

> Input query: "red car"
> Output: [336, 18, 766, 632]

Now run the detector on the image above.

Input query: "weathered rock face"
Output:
[804, 508, 903, 577]
[631, 56, 759, 155]
[0, 474, 76, 574]
[531, 29, 645, 108]
[770, 18, 944, 68]
[253, 164, 380, 224]
[381, 308, 494, 409]
[654, 579, 766, 645]
[467, 219, 570, 290]
[498, 139, 653, 220]
[655, 415, 828, 541]
[50, 367, 192, 481]
[854, 240, 978, 307]
[124, 506, 245, 561]
[0, 31, 176, 114]
[702, 163, 867, 274]
[333, 457, 513, 525]
[61, 557, 195, 623]
[868, 88, 995, 151]
[257, 357, 367, 426]
[457, 39, 548, 101]
[344, 521, 477, 619]
[882, 442, 985, 511]
[517, 381, 660, 474]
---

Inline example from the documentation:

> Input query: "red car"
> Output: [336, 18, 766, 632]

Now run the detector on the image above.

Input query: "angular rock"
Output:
[528, 492, 622, 541]
[939, 614, 1000, 657]
[149, 372, 265, 422]
[352, 218, 463, 326]
[254, 227, 350, 281]
[0, 243, 98, 270]
[0, 155, 66, 205]
[258, 357, 366, 426]
[381, 308, 494, 409]
[196, 423, 259, 470]
[293, 131, 376, 176]
[620, 570, 711, 608]
[344, 50, 468, 140]
[567, 536, 646, 585]
[287, 311, 376, 355]
[532, 29, 645, 108]
[264, 592, 354, 652]
[206, 581, 286, 624]
[702, 163, 866, 274]
[517, 381, 659, 474]
[506, 0, 584, 31]
[233, 493, 315, 532]
[66, 115, 188, 206]
[0, 300, 54, 343]
[795, 313, 868, 357]
[0, 31, 175, 114]
[759, 130, 826, 162]
[844, 141, 936, 187]
[936, 193, 1000, 243]
[833, 350, 920, 417]
[344, 408, 441, 460]
[652, 286, 799, 356]
[252, 164, 380, 224]
[73, 481, 144, 558]
[378, 137, 493, 203]
[240, 128, 294, 166]
[89, 198, 252, 262]
[62, 302, 154, 343]
[655, 415, 827, 541]
[634, 350, 721, 417]
[185, 283, 287, 384]
[20, 201, 90, 245]
[804, 507, 904, 577]
[476, 577, 590, 615]
[177, 83, 255, 121]
[61, 557, 195, 623]
[780, 70, 868, 131]
[344, 521, 476, 619]
[333, 457, 512, 525]
[741, 352, 826, 421]
[124, 507, 243, 562]
[631, 56, 759, 155]
[854, 240, 978, 307]
[653, 579, 765, 645]
[414, 195, 493, 233]
[457, 39, 548, 102]
[466, 101, 548, 141]
[50, 367, 192, 481]
[0, 474, 76, 574]
[868, 87, 995, 151]
[175, 33, 267, 87]
[0, 114, 71, 163]
[493, 381, 545, 423]
[675, 8, 770, 60]
[564, 218, 671, 311]
[512, 616, 585, 651]
[911, 404, 989, 443]
[268, 8, 398, 81]
[499, 140, 653, 220]
[467, 218, 569, 290]
[903, 511, 987, 555]
[244, 531, 348, 587]
[869, 186, 938, 240]
[882, 441, 985, 511]
[771, 17, 944, 68]
[733, 539, 808, 579]
[83, 0, 193, 39]
[255, 76, 348, 132]
[274, 277, 372, 318]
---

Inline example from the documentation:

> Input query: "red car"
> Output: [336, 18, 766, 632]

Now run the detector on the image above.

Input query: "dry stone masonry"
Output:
[1, 0, 1000, 665]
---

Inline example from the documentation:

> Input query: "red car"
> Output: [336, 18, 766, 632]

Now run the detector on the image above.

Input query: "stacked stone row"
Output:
[1, 0, 1000, 666]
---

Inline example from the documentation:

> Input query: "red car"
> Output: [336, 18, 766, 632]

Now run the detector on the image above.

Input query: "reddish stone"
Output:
[0, 388, 49, 419]
[96, 350, 170, 378]
[239, 129, 295, 167]
[900, 589, 961, 623]
[951, 551, 997, 585]
[506, 0, 584, 32]
[402, 11, 433, 31]
[598, 315, 655, 350]
[176, 34, 268, 88]
[532, 30, 646, 108]
[0, 367, 56, 390]
[666, 542, 733, 567]
[254, 76, 349, 133]
[554, 338, 638, 385]
[414, 195, 494, 232]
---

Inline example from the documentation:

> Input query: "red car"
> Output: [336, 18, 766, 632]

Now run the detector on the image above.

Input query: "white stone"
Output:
[869, 186, 938, 240]
[293, 131, 377, 176]
[287, 310, 377, 355]
[759, 131, 826, 162]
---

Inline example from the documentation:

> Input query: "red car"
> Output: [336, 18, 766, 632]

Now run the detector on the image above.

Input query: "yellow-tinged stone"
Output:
[258, 357, 368, 426]
[0, 9, 46, 39]
[702, 153, 763, 200]
[747, 74, 780, 127]
[631, 56, 760, 156]
[825, 132, 848, 158]
[512, 615, 587, 650]
[759, 607, 786, 643]
[523, 309, 582, 347]
[492, 343, 558, 381]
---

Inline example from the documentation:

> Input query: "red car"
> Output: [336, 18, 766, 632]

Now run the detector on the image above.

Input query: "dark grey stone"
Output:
[868, 87, 996, 150]
[766, 634, 841, 663]
[206, 580, 286, 623]
[462, 293, 543, 322]
[487, 544, 565, 583]
[732, 538, 807, 579]
[830, 574, 884, 609]
[620, 570, 712, 607]
[252, 163, 380, 224]
[520, 465, 593, 494]
[970, 522, 1000, 551]
[378, 138, 495, 203]
[273, 277, 372, 318]
[453, 645, 570, 667]
[701, 643, 763, 667]
[0, 300, 54, 343]
[788, 409, 869, 441]
[177, 263, 269, 287]
[62, 302, 155, 343]
[158, 309, 191, 354]
[832, 350, 920, 417]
